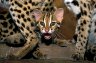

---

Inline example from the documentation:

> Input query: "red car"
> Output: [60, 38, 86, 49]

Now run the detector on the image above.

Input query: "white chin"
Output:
[44, 36, 51, 40]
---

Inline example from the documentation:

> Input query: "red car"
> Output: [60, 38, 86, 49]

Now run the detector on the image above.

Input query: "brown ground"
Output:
[0, 59, 95, 63]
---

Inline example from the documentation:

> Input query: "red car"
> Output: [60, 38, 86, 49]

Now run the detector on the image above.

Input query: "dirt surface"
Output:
[0, 59, 96, 63]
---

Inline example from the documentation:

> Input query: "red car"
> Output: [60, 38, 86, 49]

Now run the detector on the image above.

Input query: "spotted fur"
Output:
[64, 0, 96, 61]
[0, 0, 64, 59]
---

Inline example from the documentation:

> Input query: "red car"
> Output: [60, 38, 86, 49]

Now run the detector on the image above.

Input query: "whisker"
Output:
[54, 31, 61, 38]
[54, 30, 66, 39]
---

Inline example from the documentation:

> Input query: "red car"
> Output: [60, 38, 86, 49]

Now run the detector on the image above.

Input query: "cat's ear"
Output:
[32, 10, 42, 21]
[54, 8, 64, 23]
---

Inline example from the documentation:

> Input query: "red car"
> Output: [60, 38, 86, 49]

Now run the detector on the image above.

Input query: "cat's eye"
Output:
[50, 22, 56, 26]
[40, 22, 45, 26]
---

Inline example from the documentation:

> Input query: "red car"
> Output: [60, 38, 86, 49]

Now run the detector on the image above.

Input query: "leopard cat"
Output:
[0, 0, 64, 59]
[64, 0, 96, 61]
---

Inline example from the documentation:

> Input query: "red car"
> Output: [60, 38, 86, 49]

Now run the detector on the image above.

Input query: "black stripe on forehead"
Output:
[43, 13, 50, 20]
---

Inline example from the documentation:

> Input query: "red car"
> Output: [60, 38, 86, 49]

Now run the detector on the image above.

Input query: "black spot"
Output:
[30, 9, 33, 12]
[72, 0, 79, 6]
[10, 32, 13, 35]
[80, 7, 83, 14]
[88, 30, 90, 33]
[14, 9, 21, 13]
[46, 8, 49, 12]
[88, 4, 90, 10]
[84, 37, 86, 39]
[0, 15, 5, 20]
[12, 3, 14, 6]
[95, 22, 96, 26]
[50, 7, 54, 11]
[32, 15, 35, 18]
[83, 20, 86, 24]
[30, 31, 32, 33]
[0, 32, 1, 35]
[1, 22, 8, 28]
[32, 2, 35, 6]
[26, 26, 30, 30]
[81, 28, 84, 31]
[24, 1, 28, 5]
[89, 25, 91, 28]
[81, 42, 83, 46]
[94, 29, 96, 33]
[73, 34, 78, 42]
[27, 6, 30, 9]
[81, 34, 83, 37]
[80, 23, 83, 26]
[26, 33, 29, 37]
[79, 38, 81, 41]
[95, 4, 96, 8]
[27, 18, 31, 21]
[12, 14, 15, 16]
[17, 19, 20, 23]
[35, 2, 38, 6]
[21, 14, 25, 18]
[0, 38, 3, 40]
[26, 11, 29, 15]
[10, 8, 13, 11]
[12, 3, 14, 5]
[21, 23, 25, 28]
[3, 35, 6, 37]
[6, 0, 9, 1]
[23, 18, 27, 22]
[43, 8, 45, 11]
[29, 0, 32, 3]
[3, 30, 8, 33]
[23, 7, 27, 11]
[31, 22, 35, 26]
[79, 32, 81, 34]
[84, 3, 87, 7]
[83, 10, 87, 15]
[10, 0, 13, 1]
[80, 48, 83, 50]
[48, 0, 50, 2]
[15, 1, 23, 7]
[45, 3, 48, 6]
[78, 27, 80, 30]
[76, 13, 81, 19]
[20, 27, 24, 31]
[49, 2, 52, 6]
[18, 15, 21, 19]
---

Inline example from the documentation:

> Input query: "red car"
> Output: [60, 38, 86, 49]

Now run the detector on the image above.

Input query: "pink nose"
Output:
[45, 30, 49, 33]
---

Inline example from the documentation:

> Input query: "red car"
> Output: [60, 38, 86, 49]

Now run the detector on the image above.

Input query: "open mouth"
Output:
[43, 33, 52, 40]
[41, 33, 53, 45]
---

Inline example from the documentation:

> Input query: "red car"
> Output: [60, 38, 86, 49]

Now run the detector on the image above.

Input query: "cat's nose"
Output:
[45, 29, 49, 33]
